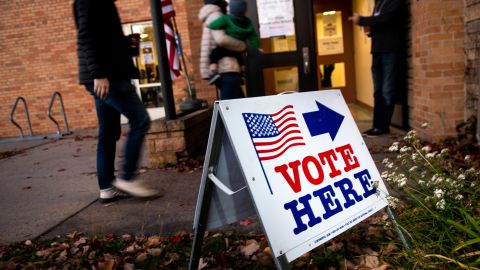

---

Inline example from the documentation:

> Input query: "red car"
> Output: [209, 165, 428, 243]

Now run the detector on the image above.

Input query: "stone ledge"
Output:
[146, 108, 212, 168]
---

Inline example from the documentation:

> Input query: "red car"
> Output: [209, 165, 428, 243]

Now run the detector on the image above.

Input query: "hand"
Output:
[94, 78, 110, 99]
[348, 13, 360, 24]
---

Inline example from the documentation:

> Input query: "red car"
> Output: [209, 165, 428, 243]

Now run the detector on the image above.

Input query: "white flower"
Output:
[434, 189, 444, 199]
[389, 142, 400, 152]
[404, 130, 417, 140]
[436, 199, 446, 210]
[418, 179, 425, 186]
[465, 155, 472, 163]
[422, 145, 432, 153]
[409, 166, 418, 172]
[381, 171, 389, 178]
[457, 174, 466, 180]
[382, 158, 390, 165]
[400, 146, 411, 153]
[387, 196, 400, 209]
[396, 175, 407, 187]
[455, 194, 464, 201]
[421, 122, 429, 128]
[426, 152, 436, 159]
[412, 153, 420, 161]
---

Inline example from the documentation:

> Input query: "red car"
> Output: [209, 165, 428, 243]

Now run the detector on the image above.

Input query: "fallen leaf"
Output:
[57, 168, 66, 172]
[163, 253, 180, 265]
[56, 250, 68, 261]
[147, 248, 163, 256]
[363, 255, 380, 268]
[371, 263, 391, 270]
[122, 234, 132, 241]
[125, 243, 140, 254]
[98, 258, 115, 270]
[241, 240, 260, 257]
[198, 257, 208, 269]
[146, 236, 161, 247]
[239, 219, 253, 226]
[74, 237, 87, 247]
[135, 252, 148, 262]
[35, 249, 52, 257]
[123, 263, 135, 270]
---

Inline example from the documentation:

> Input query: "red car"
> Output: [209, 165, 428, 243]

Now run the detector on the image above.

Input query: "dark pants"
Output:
[216, 72, 245, 100]
[86, 80, 150, 190]
[371, 52, 401, 132]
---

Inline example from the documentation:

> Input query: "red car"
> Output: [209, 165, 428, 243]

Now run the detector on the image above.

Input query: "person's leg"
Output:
[209, 47, 224, 85]
[104, 80, 150, 181]
[217, 72, 245, 100]
[380, 52, 401, 131]
[371, 53, 386, 132]
[85, 84, 121, 191]
[102, 80, 158, 197]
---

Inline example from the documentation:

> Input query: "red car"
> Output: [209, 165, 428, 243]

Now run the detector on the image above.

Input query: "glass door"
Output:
[245, 0, 318, 97]
[313, 0, 356, 102]
[245, 0, 356, 102]
[122, 21, 165, 121]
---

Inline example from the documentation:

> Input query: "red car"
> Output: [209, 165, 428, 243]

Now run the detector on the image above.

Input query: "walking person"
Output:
[349, 0, 407, 136]
[199, 0, 247, 100]
[73, 0, 159, 203]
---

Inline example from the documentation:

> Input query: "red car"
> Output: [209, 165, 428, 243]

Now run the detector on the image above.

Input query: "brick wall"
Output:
[465, 0, 480, 139]
[0, 0, 210, 139]
[0, 0, 94, 138]
[409, 0, 466, 141]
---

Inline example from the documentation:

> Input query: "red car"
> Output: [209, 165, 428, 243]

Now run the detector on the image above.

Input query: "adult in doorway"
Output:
[73, 0, 159, 203]
[199, 0, 247, 100]
[349, 0, 407, 136]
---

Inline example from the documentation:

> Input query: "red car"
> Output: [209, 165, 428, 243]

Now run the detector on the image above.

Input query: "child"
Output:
[207, 0, 260, 85]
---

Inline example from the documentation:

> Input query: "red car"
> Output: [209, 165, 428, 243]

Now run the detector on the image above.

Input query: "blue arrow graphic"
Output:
[302, 101, 345, 140]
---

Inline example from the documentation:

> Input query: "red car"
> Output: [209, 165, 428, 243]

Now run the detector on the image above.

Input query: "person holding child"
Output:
[199, 0, 250, 100]
[206, 0, 259, 86]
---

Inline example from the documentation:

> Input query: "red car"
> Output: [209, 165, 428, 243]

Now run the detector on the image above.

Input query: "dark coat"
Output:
[73, 0, 138, 84]
[358, 0, 407, 53]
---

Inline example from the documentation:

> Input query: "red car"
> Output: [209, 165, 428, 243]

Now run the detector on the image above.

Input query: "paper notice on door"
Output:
[257, 0, 295, 38]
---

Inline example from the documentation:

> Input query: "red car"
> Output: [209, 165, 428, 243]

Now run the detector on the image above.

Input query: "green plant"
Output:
[381, 128, 480, 269]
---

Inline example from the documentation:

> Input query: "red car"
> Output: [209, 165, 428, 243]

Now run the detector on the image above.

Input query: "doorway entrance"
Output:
[245, 0, 357, 103]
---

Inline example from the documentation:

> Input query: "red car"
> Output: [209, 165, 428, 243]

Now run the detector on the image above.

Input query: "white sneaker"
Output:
[99, 187, 130, 204]
[113, 178, 160, 198]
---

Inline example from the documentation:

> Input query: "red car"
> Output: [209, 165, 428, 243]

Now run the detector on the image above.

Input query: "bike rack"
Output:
[2, 92, 72, 143]
[9, 96, 34, 138]
[47, 91, 71, 136]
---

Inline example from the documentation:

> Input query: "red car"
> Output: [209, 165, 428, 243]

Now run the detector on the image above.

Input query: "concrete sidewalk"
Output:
[0, 121, 405, 245]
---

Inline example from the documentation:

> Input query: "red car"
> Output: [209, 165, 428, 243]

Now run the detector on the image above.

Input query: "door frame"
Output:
[245, 0, 318, 97]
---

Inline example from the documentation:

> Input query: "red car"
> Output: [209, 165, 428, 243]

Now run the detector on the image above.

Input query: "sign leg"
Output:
[386, 206, 413, 258]
[188, 177, 214, 270]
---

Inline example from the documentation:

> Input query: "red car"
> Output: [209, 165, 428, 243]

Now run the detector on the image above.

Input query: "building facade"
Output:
[0, 0, 477, 143]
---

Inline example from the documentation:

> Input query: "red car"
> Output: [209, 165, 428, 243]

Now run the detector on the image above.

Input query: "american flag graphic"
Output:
[161, 0, 181, 79]
[243, 105, 306, 161]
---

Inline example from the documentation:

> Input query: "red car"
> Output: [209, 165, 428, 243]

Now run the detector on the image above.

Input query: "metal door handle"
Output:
[302, 47, 310, 74]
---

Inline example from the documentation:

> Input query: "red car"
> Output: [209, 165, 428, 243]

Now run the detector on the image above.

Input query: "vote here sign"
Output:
[218, 90, 389, 262]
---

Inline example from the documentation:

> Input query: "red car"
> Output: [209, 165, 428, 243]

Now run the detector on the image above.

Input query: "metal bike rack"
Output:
[47, 91, 71, 137]
[2, 92, 72, 144]
[9, 96, 34, 138]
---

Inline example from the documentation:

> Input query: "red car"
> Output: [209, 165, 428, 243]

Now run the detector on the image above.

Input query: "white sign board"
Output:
[217, 90, 389, 262]
[256, 0, 295, 38]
